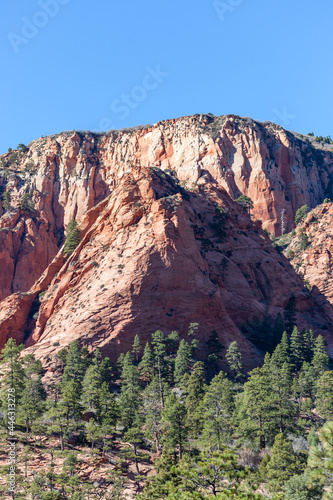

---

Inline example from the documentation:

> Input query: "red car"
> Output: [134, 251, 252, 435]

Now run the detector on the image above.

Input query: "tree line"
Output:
[0, 322, 333, 498]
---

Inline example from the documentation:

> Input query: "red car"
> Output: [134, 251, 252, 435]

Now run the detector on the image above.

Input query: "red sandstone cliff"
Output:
[1, 115, 333, 365]
[286, 203, 333, 309]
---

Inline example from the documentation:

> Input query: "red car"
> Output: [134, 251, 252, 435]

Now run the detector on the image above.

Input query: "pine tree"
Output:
[308, 421, 333, 499]
[151, 330, 167, 408]
[174, 339, 192, 384]
[201, 371, 235, 450]
[119, 352, 142, 430]
[142, 377, 169, 453]
[225, 341, 243, 379]
[185, 361, 206, 437]
[311, 335, 329, 377]
[268, 360, 297, 435]
[81, 359, 102, 412]
[63, 220, 81, 257]
[61, 378, 83, 426]
[132, 334, 141, 363]
[270, 331, 290, 369]
[122, 427, 145, 474]
[290, 326, 306, 371]
[139, 342, 154, 382]
[264, 433, 299, 490]
[61, 341, 87, 389]
[2, 191, 11, 211]
[97, 381, 119, 430]
[316, 371, 333, 421]
[205, 330, 224, 378]
[166, 331, 179, 355]
[20, 192, 34, 212]
[86, 418, 102, 454]
[303, 329, 315, 362]
[0, 339, 26, 408]
[161, 393, 188, 460]
[237, 365, 271, 449]
[292, 361, 316, 415]
[18, 378, 47, 434]
[282, 471, 323, 500]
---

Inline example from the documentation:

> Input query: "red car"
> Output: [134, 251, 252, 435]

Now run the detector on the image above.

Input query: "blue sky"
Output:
[1, 0, 332, 154]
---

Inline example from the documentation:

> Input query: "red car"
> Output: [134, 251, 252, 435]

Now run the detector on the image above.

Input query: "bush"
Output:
[295, 205, 309, 225]
[63, 220, 81, 257]
[299, 231, 309, 251]
[20, 192, 34, 212]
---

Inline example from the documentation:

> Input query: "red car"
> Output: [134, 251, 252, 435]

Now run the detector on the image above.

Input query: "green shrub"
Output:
[295, 205, 309, 225]
[63, 220, 81, 257]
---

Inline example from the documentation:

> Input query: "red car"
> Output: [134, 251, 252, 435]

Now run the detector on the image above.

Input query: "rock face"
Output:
[1, 166, 333, 369]
[287, 203, 333, 309]
[1, 115, 333, 366]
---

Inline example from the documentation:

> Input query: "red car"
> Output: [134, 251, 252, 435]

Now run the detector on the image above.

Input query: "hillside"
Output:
[1, 115, 333, 365]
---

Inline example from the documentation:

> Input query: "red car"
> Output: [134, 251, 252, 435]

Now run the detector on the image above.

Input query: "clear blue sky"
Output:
[1, 0, 332, 154]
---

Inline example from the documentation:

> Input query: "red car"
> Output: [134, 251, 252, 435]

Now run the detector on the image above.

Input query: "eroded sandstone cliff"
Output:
[1, 115, 333, 365]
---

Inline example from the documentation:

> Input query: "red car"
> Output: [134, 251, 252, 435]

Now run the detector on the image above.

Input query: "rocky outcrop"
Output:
[1, 115, 333, 365]
[287, 203, 333, 310]
[1, 166, 332, 369]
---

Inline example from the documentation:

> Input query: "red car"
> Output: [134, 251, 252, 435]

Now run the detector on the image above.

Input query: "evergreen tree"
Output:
[174, 339, 192, 384]
[122, 427, 146, 474]
[226, 341, 243, 379]
[311, 335, 329, 377]
[143, 377, 169, 453]
[119, 352, 142, 430]
[18, 378, 47, 434]
[2, 191, 11, 211]
[139, 341, 154, 382]
[201, 371, 235, 450]
[161, 393, 188, 460]
[20, 192, 34, 212]
[292, 361, 316, 415]
[316, 371, 333, 421]
[132, 334, 141, 363]
[237, 365, 272, 449]
[302, 329, 315, 363]
[264, 433, 300, 491]
[235, 194, 254, 212]
[151, 330, 167, 407]
[81, 362, 102, 412]
[61, 341, 87, 389]
[61, 378, 83, 426]
[0, 339, 26, 408]
[166, 331, 180, 355]
[205, 330, 224, 378]
[308, 421, 333, 499]
[97, 381, 119, 430]
[269, 356, 297, 435]
[86, 418, 102, 454]
[63, 220, 81, 257]
[282, 471, 323, 500]
[290, 326, 306, 371]
[270, 331, 290, 369]
[185, 361, 206, 437]
[295, 205, 309, 225]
